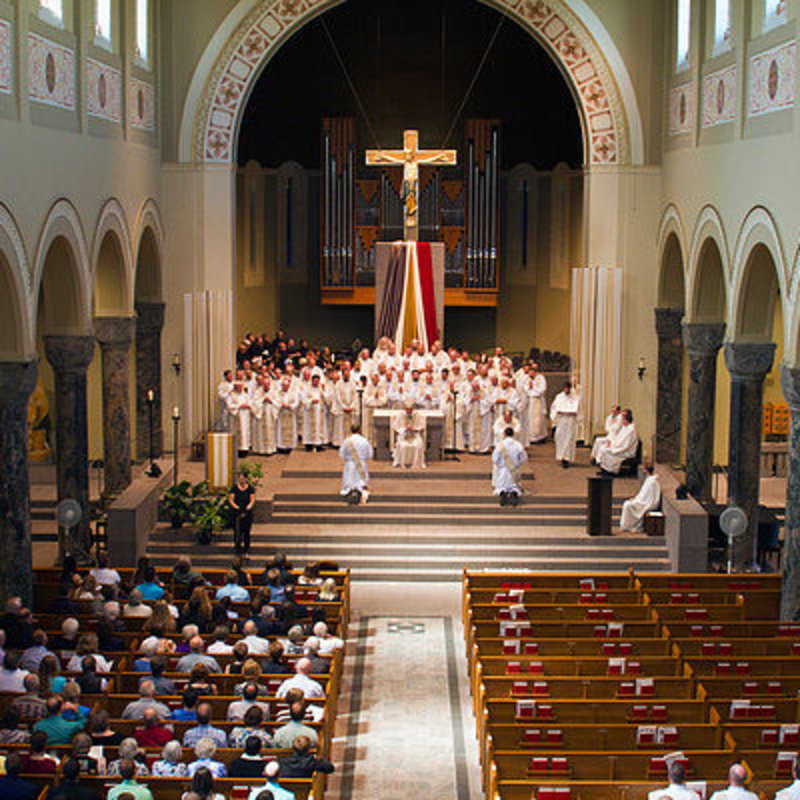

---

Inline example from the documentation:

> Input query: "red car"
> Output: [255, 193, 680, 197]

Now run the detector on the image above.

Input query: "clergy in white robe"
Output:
[416, 375, 439, 410]
[550, 382, 580, 467]
[462, 380, 492, 454]
[596, 409, 639, 475]
[493, 410, 521, 446]
[216, 371, 234, 432]
[392, 405, 426, 469]
[302, 374, 328, 450]
[363, 374, 387, 445]
[339, 425, 374, 501]
[620, 467, 661, 532]
[227, 383, 252, 454]
[492, 428, 528, 504]
[332, 372, 358, 446]
[440, 381, 465, 451]
[591, 405, 622, 463]
[527, 368, 548, 443]
[275, 378, 300, 452]
[251, 377, 277, 456]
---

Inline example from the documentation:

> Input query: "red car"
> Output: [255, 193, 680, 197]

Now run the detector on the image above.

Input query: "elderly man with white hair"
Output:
[123, 589, 152, 618]
[276, 658, 324, 699]
[152, 740, 187, 776]
[176, 637, 221, 674]
[312, 621, 344, 655]
[52, 617, 80, 656]
[107, 737, 150, 777]
[240, 620, 271, 655]
[188, 736, 227, 777]
[121, 679, 171, 720]
[303, 637, 330, 675]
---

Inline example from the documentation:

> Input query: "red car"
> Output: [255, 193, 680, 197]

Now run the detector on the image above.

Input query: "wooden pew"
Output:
[673, 637, 800, 658]
[479, 674, 695, 701]
[473, 637, 672, 657]
[476, 655, 682, 678]
[686, 657, 800, 678]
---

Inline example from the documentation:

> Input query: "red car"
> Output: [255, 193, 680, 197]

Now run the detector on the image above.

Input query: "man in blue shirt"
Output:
[134, 567, 165, 602]
[182, 701, 227, 748]
[215, 570, 251, 603]
[170, 688, 200, 721]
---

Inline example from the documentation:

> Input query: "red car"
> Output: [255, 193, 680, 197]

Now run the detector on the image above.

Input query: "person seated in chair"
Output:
[596, 408, 638, 476]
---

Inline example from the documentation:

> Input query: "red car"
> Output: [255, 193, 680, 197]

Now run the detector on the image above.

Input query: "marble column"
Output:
[135, 302, 165, 461]
[654, 308, 684, 464]
[0, 360, 38, 606]
[43, 335, 95, 562]
[780, 366, 800, 619]
[682, 322, 725, 501]
[724, 341, 776, 569]
[95, 317, 135, 502]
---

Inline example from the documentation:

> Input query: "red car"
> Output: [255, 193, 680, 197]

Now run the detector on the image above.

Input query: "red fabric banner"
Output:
[416, 242, 439, 344]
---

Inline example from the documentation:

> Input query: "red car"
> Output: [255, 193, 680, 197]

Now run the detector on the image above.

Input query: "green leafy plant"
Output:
[188, 481, 229, 545]
[238, 461, 263, 489]
[161, 481, 193, 528]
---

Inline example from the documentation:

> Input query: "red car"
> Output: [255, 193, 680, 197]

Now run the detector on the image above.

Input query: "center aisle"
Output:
[329, 583, 483, 800]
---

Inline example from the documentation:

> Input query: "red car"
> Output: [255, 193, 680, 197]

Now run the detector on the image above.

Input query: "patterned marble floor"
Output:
[329, 583, 483, 800]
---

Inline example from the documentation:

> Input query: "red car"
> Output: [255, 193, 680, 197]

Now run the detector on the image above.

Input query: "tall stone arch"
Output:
[180, 0, 643, 167]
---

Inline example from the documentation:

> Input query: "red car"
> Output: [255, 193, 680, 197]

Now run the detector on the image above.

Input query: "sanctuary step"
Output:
[146, 445, 671, 581]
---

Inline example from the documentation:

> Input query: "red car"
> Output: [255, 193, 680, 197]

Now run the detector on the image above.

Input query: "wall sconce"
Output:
[171, 353, 181, 376]
[637, 357, 646, 381]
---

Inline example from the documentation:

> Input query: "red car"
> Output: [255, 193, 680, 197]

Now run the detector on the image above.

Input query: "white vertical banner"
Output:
[183, 290, 234, 442]
[570, 267, 623, 443]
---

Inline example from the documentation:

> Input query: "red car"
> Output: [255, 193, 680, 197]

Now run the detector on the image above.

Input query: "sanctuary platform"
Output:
[146, 443, 672, 581]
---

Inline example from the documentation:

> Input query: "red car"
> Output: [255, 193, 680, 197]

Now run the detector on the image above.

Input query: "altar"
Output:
[373, 409, 444, 463]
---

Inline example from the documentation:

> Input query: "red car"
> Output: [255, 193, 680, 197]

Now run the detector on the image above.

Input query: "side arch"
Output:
[728, 207, 788, 342]
[656, 204, 688, 309]
[32, 199, 92, 335]
[686, 205, 731, 324]
[133, 199, 165, 302]
[0, 203, 34, 359]
[92, 199, 134, 316]
[180, 0, 643, 166]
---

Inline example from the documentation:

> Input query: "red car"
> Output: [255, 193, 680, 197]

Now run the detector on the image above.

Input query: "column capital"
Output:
[682, 322, 726, 357]
[724, 341, 776, 381]
[0, 360, 38, 402]
[43, 335, 94, 374]
[781, 365, 800, 412]
[94, 316, 135, 348]
[655, 307, 683, 340]
[135, 301, 165, 335]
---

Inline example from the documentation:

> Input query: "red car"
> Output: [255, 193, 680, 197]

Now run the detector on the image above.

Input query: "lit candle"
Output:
[146, 389, 155, 403]
[172, 406, 180, 420]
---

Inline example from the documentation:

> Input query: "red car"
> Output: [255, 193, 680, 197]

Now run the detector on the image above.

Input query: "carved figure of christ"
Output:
[365, 129, 457, 241]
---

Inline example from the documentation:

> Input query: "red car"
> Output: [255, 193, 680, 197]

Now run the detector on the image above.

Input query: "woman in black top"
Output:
[228, 472, 255, 555]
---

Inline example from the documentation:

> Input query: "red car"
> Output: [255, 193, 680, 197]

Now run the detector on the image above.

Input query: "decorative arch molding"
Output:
[32, 199, 92, 335]
[181, 0, 643, 167]
[728, 206, 788, 343]
[92, 198, 135, 315]
[0, 203, 34, 359]
[786, 245, 800, 366]
[686, 204, 731, 323]
[133, 198, 165, 266]
[656, 204, 688, 310]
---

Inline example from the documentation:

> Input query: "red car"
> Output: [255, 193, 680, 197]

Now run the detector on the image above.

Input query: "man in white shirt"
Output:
[647, 763, 701, 800]
[312, 621, 344, 655]
[276, 658, 324, 699]
[775, 762, 800, 800]
[708, 763, 759, 800]
[239, 621, 271, 655]
[596, 408, 638, 476]
[591, 404, 622, 463]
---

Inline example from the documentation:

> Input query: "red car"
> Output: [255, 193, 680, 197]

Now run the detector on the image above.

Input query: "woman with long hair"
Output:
[180, 586, 214, 633]
[144, 600, 177, 634]
[181, 766, 225, 800]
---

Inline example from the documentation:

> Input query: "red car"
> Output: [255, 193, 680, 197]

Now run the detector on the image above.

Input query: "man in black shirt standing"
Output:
[229, 471, 256, 556]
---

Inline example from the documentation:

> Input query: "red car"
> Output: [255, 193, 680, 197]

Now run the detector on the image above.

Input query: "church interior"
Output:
[2, 0, 800, 798]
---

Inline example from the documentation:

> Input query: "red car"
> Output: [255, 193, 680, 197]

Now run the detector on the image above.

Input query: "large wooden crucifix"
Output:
[366, 129, 457, 241]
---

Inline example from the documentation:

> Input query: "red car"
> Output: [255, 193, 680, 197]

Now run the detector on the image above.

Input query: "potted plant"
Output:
[161, 481, 193, 529]
[189, 482, 228, 545]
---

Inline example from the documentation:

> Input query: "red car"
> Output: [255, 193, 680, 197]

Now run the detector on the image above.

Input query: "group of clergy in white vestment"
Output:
[214, 337, 556, 461]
